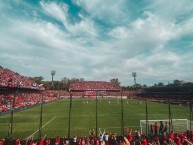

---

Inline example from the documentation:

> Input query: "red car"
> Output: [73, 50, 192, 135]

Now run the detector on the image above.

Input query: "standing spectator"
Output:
[99, 129, 105, 143]
[159, 121, 164, 134]
[127, 132, 133, 143]
[55, 136, 60, 145]
[164, 122, 168, 135]
[0, 139, 5, 145]
[104, 132, 109, 145]
[15, 139, 20, 145]
[89, 129, 95, 145]
[73, 135, 77, 145]
[154, 122, 158, 136]
[150, 123, 154, 135]
[39, 134, 46, 145]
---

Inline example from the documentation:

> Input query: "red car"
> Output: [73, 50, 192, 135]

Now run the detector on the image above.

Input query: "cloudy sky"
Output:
[0, 0, 193, 86]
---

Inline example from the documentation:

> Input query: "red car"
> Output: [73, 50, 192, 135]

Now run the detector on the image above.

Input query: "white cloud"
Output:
[40, 1, 98, 37]
[1, 0, 193, 86]
[72, 0, 130, 24]
[40, 1, 69, 25]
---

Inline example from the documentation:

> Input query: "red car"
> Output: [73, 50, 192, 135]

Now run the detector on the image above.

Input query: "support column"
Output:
[95, 91, 98, 136]
[38, 93, 43, 140]
[8, 91, 17, 138]
[121, 90, 124, 135]
[68, 92, 72, 138]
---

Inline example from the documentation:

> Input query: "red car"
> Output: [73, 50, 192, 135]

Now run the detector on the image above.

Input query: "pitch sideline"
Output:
[28, 116, 56, 138]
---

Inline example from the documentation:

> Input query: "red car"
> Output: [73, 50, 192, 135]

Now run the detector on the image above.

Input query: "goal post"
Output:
[140, 119, 189, 134]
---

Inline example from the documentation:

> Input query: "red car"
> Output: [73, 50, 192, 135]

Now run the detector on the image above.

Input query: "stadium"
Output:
[1, 66, 193, 145]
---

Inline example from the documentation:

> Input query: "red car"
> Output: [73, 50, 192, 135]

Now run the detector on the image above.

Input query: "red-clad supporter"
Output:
[127, 132, 132, 142]
[39, 135, 46, 145]
[85, 138, 90, 145]
[61, 137, 67, 145]
[175, 136, 182, 145]
[119, 140, 123, 145]
[95, 138, 99, 145]
[15, 139, 20, 145]
[0, 139, 4, 145]
[81, 136, 86, 145]
[125, 128, 132, 142]
[89, 129, 95, 144]
[46, 139, 50, 145]
[169, 131, 174, 140]
[77, 139, 81, 145]
[141, 136, 148, 145]
[55, 136, 60, 145]
[108, 133, 113, 145]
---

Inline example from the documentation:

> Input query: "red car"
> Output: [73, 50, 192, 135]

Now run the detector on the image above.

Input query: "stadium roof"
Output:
[138, 86, 193, 97]
[69, 81, 121, 92]
[0, 86, 44, 95]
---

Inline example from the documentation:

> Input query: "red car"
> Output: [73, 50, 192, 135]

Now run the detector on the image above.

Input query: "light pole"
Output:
[51, 70, 56, 89]
[132, 72, 137, 86]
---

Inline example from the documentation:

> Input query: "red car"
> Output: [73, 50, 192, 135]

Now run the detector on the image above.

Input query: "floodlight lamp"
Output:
[51, 70, 56, 76]
[132, 72, 137, 77]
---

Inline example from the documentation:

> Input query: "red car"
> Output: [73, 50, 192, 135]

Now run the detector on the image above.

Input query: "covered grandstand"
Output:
[69, 81, 122, 98]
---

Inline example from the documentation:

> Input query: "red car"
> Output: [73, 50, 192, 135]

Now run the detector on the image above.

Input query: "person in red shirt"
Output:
[0, 139, 5, 145]
[127, 132, 132, 143]
[89, 129, 95, 144]
[169, 131, 174, 140]
[15, 139, 20, 145]
[39, 134, 46, 145]
[55, 136, 60, 145]
[77, 139, 81, 145]
[46, 139, 50, 145]
[141, 136, 148, 145]
[85, 138, 90, 145]
[176, 136, 182, 145]
[95, 138, 99, 145]
[81, 136, 86, 145]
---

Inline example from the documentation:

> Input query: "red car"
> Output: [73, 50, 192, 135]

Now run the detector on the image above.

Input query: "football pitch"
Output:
[0, 98, 190, 139]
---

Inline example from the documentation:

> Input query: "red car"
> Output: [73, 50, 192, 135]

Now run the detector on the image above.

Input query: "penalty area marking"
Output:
[28, 116, 56, 138]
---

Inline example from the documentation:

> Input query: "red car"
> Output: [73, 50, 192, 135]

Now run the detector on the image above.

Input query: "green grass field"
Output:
[0, 98, 191, 139]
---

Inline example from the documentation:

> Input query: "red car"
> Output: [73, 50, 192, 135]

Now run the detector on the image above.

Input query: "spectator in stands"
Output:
[126, 128, 132, 143]
[0, 139, 5, 145]
[154, 122, 158, 136]
[164, 121, 168, 135]
[89, 129, 95, 145]
[99, 128, 105, 143]
[55, 136, 60, 145]
[15, 138, 20, 145]
[73, 135, 77, 145]
[159, 121, 164, 134]
[46, 138, 50, 145]
[39, 134, 46, 145]
[150, 123, 154, 136]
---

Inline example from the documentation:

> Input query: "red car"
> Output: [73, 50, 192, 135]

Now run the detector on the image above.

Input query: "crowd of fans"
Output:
[0, 89, 138, 112]
[1, 126, 193, 145]
[0, 66, 44, 90]
[0, 90, 63, 112]
[69, 81, 121, 91]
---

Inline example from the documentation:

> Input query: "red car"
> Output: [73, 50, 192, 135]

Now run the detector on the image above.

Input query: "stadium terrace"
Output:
[69, 81, 121, 92]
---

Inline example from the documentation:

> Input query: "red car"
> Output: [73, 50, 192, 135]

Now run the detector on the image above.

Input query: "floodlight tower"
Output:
[132, 72, 137, 86]
[51, 70, 56, 89]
